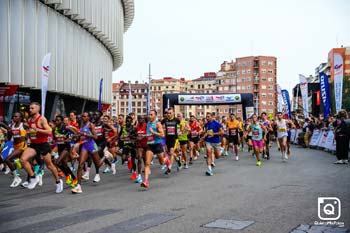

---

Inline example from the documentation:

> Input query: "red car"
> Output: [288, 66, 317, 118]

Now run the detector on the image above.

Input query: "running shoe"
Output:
[184, 164, 189, 169]
[27, 176, 40, 189]
[160, 164, 167, 170]
[56, 179, 63, 194]
[103, 167, 112, 174]
[71, 179, 78, 187]
[135, 174, 142, 183]
[343, 160, 349, 164]
[205, 169, 213, 176]
[10, 176, 22, 188]
[65, 175, 72, 185]
[82, 171, 90, 180]
[141, 180, 149, 189]
[256, 161, 262, 166]
[334, 160, 344, 164]
[235, 156, 239, 161]
[193, 156, 198, 161]
[4, 167, 10, 175]
[71, 184, 82, 194]
[164, 168, 171, 175]
[21, 181, 29, 188]
[130, 172, 137, 181]
[211, 162, 216, 168]
[284, 153, 288, 160]
[177, 165, 182, 172]
[93, 174, 101, 183]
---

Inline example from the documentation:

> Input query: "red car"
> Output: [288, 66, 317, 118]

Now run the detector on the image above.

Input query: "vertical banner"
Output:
[128, 82, 132, 114]
[98, 78, 103, 111]
[319, 72, 330, 120]
[277, 84, 284, 112]
[281, 89, 291, 118]
[41, 53, 51, 116]
[299, 74, 309, 118]
[334, 53, 343, 113]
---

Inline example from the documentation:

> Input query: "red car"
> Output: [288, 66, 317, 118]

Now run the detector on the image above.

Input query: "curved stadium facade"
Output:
[0, 0, 134, 121]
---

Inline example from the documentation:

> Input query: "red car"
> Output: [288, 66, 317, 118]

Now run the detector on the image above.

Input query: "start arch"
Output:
[162, 93, 254, 120]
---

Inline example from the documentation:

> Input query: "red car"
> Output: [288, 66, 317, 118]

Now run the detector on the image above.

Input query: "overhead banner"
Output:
[334, 53, 343, 113]
[41, 53, 51, 116]
[319, 72, 330, 120]
[299, 74, 309, 118]
[281, 89, 291, 118]
[178, 94, 241, 104]
[276, 84, 283, 112]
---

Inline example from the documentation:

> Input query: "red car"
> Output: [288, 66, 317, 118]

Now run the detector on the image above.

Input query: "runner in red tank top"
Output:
[21, 102, 63, 193]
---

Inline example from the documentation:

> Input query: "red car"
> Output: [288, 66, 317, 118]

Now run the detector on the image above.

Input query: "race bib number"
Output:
[279, 128, 286, 132]
[253, 130, 259, 136]
[95, 126, 103, 136]
[147, 135, 155, 144]
[167, 126, 176, 135]
[29, 128, 37, 140]
[12, 129, 21, 138]
[56, 136, 65, 144]
[191, 131, 199, 137]
[230, 129, 237, 136]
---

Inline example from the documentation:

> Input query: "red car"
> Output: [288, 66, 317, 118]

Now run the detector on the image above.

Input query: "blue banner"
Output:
[319, 72, 330, 120]
[281, 89, 291, 119]
[98, 78, 103, 111]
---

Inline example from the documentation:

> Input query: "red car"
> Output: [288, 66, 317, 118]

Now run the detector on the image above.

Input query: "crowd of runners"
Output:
[0, 102, 296, 194]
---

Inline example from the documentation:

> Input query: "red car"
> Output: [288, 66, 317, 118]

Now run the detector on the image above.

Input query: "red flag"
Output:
[316, 91, 321, 106]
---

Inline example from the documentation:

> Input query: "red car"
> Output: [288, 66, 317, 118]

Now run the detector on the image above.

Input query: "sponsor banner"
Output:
[317, 130, 328, 148]
[290, 129, 296, 143]
[310, 130, 321, 146]
[299, 74, 309, 118]
[334, 53, 343, 113]
[41, 53, 51, 116]
[178, 94, 241, 104]
[325, 130, 336, 151]
[294, 129, 303, 144]
[245, 107, 255, 119]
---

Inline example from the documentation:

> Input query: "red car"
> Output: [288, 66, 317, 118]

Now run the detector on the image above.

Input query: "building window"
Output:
[166, 86, 168, 89]
[190, 85, 193, 88]
[268, 61, 273, 66]
[132, 102, 135, 107]
[143, 108, 146, 113]
[198, 85, 201, 89]
[219, 87, 223, 91]
[219, 109, 222, 113]
[268, 109, 274, 113]
[237, 109, 242, 113]
[137, 108, 141, 113]
[262, 101, 267, 105]
[237, 78, 241, 83]
[137, 102, 141, 107]
[224, 86, 229, 91]
[261, 93, 267, 97]
[172, 86, 175, 89]
[246, 77, 251, 82]
[261, 77, 267, 81]
[262, 60, 267, 66]
[262, 109, 267, 113]
[268, 70, 273, 74]
[143, 101, 146, 106]
[242, 70, 246, 74]
[268, 93, 274, 98]
[237, 70, 241, 75]
[237, 86, 241, 90]
[268, 85, 273, 90]
[261, 85, 266, 89]
[247, 69, 251, 74]
[262, 69, 266, 74]
[121, 102, 125, 107]
[247, 85, 251, 90]
[224, 109, 229, 113]
[268, 101, 273, 105]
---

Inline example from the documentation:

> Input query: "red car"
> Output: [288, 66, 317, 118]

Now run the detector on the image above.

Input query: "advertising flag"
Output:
[319, 72, 330, 120]
[282, 89, 291, 118]
[277, 84, 284, 112]
[334, 53, 343, 113]
[98, 78, 103, 111]
[41, 53, 51, 116]
[299, 74, 309, 118]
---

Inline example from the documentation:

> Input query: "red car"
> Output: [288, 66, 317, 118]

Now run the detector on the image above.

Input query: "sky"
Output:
[113, 0, 350, 93]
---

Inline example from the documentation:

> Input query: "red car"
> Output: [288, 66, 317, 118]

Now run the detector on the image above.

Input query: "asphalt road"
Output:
[0, 143, 349, 233]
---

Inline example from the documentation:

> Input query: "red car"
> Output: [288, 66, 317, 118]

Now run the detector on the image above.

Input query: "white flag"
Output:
[334, 53, 343, 113]
[41, 53, 51, 116]
[299, 74, 309, 118]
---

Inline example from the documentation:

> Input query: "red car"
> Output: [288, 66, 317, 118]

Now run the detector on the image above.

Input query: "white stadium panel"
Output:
[10, 0, 23, 85]
[47, 8, 57, 91]
[23, 0, 37, 88]
[0, 0, 10, 83]
[1, 0, 134, 104]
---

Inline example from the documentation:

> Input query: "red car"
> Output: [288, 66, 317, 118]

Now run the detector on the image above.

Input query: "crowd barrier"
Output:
[290, 129, 336, 152]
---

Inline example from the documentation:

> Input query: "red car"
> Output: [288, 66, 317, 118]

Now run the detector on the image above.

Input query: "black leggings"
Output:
[336, 136, 349, 160]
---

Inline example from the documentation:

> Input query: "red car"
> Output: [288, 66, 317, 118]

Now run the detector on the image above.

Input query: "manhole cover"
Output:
[203, 219, 255, 230]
